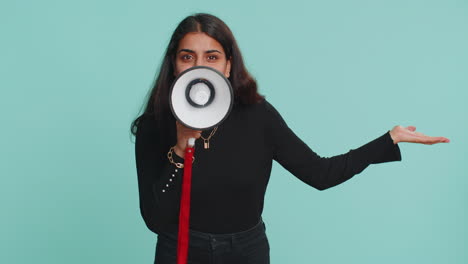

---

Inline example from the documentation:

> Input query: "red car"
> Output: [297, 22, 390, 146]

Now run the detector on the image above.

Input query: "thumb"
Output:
[406, 126, 417, 132]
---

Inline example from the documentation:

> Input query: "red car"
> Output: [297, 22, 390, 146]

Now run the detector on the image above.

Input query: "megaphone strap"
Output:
[176, 146, 194, 264]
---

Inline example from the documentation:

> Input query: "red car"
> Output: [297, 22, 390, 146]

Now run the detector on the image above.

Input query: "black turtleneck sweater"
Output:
[134, 98, 401, 235]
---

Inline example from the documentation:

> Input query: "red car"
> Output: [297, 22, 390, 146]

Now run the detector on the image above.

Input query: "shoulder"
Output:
[256, 98, 285, 122]
[135, 113, 170, 144]
[237, 97, 276, 114]
[135, 114, 157, 135]
[235, 98, 287, 129]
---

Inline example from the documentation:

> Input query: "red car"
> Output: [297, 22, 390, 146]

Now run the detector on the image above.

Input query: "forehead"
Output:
[177, 32, 224, 52]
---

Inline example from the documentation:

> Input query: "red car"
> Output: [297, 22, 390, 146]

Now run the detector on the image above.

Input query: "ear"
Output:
[224, 59, 231, 78]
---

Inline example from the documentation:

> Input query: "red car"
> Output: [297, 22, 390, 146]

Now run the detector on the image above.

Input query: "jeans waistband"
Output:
[158, 218, 266, 248]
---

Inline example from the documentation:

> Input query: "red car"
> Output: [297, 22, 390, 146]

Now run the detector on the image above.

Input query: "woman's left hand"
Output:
[389, 125, 450, 145]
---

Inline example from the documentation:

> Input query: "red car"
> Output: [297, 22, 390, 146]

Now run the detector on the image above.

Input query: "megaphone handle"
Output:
[176, 137, 195, 264]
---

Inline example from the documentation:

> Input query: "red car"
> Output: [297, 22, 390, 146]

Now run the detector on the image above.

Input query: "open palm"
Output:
[389, 125, 450, 145]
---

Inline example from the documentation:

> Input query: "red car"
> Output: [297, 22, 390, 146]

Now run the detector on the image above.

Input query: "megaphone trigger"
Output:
[187, 138, 196, 147]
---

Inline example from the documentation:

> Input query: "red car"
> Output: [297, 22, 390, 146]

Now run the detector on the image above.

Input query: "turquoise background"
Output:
[1, 0, 467, 263]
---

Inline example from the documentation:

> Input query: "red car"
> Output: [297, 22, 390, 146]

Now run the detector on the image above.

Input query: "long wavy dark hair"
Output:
[130, 13, 263, 137]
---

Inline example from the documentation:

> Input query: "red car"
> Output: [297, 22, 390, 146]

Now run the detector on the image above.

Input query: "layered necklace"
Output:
[200, 126, 218, 149]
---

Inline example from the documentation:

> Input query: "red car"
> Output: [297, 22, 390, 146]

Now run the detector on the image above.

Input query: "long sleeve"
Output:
[264, 100, 402, 191]
[135, 115, 184, 234]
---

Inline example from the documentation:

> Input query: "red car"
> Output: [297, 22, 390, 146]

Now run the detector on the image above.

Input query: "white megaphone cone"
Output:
[169, 66, 233, 130]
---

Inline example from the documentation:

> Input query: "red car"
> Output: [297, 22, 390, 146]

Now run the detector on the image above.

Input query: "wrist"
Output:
[389, 129, 399, 144]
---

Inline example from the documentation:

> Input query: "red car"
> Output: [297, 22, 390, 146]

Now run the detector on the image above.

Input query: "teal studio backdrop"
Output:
[1, 0, 467, 263]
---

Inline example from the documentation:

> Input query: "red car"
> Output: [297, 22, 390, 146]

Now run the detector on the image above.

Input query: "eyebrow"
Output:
[177, 49, 223, 54]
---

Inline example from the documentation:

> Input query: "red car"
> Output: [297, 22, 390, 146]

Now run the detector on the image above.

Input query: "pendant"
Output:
[204, 139, 209, 149]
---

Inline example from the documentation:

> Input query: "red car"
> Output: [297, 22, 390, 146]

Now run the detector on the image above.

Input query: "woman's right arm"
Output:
[134, 115, 184, 234]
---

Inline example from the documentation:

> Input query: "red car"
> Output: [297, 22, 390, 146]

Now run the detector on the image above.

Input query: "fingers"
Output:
[180, 128, 202, 139]
[419, 136, 450, 145]
[176, 120, 201, 133]
[436, 137, 450, 143]
[394, 124, 450, 145]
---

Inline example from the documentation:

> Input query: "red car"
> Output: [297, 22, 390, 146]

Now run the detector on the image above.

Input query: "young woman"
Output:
[131, 13, 449, 264]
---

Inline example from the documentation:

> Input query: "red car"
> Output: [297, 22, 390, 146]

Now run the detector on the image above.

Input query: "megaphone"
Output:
[168, 66, 233, 264]
[169, 66, 234, 131]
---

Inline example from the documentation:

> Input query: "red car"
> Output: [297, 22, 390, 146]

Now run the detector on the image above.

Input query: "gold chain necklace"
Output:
[200, 126, 218, 149]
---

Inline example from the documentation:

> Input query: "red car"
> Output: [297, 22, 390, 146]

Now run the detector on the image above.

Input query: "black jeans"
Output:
[154, 219, 270, 264]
